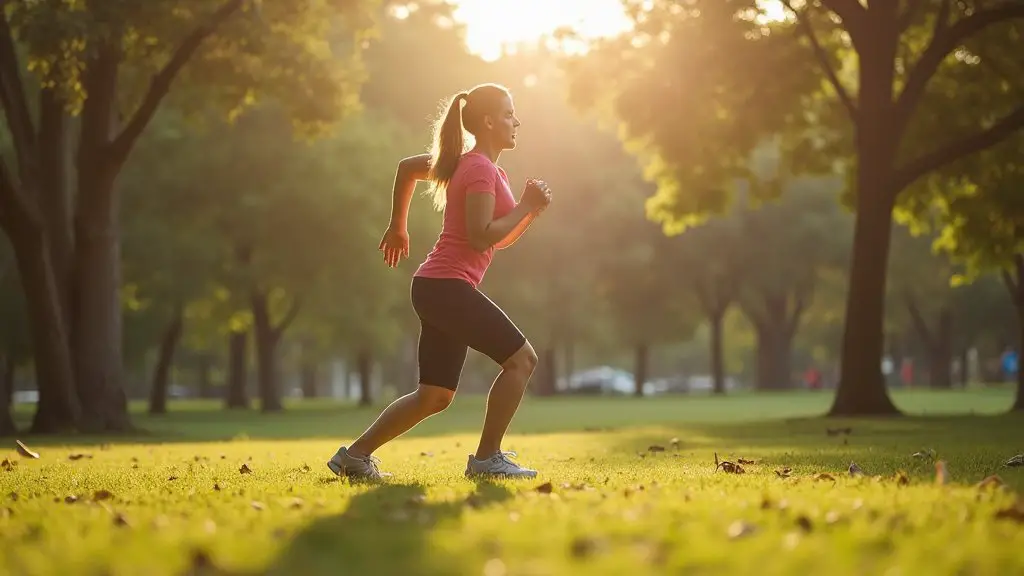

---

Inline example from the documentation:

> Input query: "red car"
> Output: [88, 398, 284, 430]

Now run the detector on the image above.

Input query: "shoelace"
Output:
[494, 450, 521, 467]
[356, 454, 382, 474]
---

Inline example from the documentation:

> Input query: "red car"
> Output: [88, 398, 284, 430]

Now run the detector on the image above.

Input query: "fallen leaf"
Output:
[1004, 454, 1023, 467]
[1, 458, 15, 471]
[112, 513, 130, 527]
[935, 461, 949, 486]
[64, 495, 79, 504]
[813, 473, 835, 482]
[795, 515, 813, 532]
[912, 449, 936, 460]
[737, 458, 755, 465]
[301, 464, 311, 472]
[727, 520, 757, 539]
[976, 475, 1005, 490]
[213, 483, 222, 492]
[534, 482, 554, 494]
[775, 467, 792, 478]
[648, 445, 666, 453]
[67, 453, 92, 461]
[251, 501, 266, 511]
[92, 490, 114, 502]
[167, 476, 179, 482]
[239, 464, 252, 475]
[895, 470, 910, 486]
[849, 463, 864, 477]
[420, 451, 434, 457]
[570, 536, 604, 558]
[15, 440, 39, 459]
[714, 453, 745, 474]
[994, 501, 1024, 523]
[8, 492, 17, 501]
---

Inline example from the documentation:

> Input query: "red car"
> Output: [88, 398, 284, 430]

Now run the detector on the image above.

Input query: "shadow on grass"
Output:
[255, 480, 514, 576]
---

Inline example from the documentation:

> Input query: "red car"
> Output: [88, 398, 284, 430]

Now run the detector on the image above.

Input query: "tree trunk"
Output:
[357, 350, 373, 406]
[251, 291, 283, 412]
[633, 343, 648, 397]
[148, 305, 184, 415]
[0, 356, 15, 436]
[531, 347, 557, 396]
[73, 43, 131, 433]
[928, 309, 953, 389]
[197, 356, 212, 399]
[564, 340, 575, 387]
[710, 311, 726, 395]
[829, 37, 901, 417]
[13, 228, 80, 433]
[225, 330, 249, 409]
[754, 322, 793, 391]
[37, 89, 74, 334]
[300, 362, 318, 399]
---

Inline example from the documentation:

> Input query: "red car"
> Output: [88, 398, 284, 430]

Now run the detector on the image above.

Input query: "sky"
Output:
[448, 0, 633, 61]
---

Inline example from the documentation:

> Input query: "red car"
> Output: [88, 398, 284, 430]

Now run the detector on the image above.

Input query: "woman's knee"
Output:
[502, 341, 538, 376]
[414, 384, 455, 414]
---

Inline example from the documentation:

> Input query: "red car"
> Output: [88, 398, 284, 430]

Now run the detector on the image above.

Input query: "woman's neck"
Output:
[470, 141, 501, 164]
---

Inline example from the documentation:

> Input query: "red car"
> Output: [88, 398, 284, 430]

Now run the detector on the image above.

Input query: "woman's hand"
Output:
[522, 178, 552, 213]
[378, 225, 410, 268]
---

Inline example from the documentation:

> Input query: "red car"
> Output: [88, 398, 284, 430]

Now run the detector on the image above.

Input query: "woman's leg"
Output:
[327, 319, 467, 479]
[474, 341, 537, 459]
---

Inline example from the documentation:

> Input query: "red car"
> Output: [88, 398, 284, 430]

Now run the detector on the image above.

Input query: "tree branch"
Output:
[781, 0, 859, 124]
[819, 0, 868, 36]
[0, 9, 38, 181]
[890, 103, 1024, 193]
[904, 293, 935, 350]
[107, 0, 245, 169]
[893, 1, 1024, 138]
[272, 296, 302, 337]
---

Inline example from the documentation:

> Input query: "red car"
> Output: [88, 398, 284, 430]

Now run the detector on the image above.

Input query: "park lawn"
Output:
[1, 389, 1022, 576]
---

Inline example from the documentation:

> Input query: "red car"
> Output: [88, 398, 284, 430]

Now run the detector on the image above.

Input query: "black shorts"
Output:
[410, 276, 527, 391]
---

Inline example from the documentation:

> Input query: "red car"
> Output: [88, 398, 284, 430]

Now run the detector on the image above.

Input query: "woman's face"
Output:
[485, 94, 521, 150]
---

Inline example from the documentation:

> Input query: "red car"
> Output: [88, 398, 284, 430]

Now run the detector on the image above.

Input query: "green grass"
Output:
[2, 388, 1023, 576]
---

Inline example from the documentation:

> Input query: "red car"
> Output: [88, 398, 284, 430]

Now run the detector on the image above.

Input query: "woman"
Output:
[327, 83, 552, 480]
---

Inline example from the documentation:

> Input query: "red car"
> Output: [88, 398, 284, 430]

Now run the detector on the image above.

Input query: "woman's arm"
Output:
[387, 153, 432, 229]
[465, 194, 537, 252]
[493, 211, 538, 250]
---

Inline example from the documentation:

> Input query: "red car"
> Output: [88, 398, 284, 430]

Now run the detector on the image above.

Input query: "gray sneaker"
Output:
[327, 446, 389, 480]
[465, 450, 538, 479]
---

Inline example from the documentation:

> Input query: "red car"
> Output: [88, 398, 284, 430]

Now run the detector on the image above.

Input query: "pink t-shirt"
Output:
[415, 152, 516, 287]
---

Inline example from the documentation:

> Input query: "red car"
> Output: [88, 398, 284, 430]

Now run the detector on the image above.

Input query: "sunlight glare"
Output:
[450, 0, 632, 61]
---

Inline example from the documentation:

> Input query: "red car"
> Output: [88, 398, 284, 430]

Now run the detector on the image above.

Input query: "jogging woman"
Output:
[327, 83, 552, 480]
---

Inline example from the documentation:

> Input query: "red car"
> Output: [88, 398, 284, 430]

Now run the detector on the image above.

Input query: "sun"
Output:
[448, 0, 632, 62]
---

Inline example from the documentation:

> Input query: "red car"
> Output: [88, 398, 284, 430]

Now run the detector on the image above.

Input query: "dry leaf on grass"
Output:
[714, 453, 745, 474]
[848, 463, 864, 477]
[814, 473, 836, 482]
[534, 482, 554, 494]
[1, 458, 16, 471]
[239, 464, 252, 474]
[737, 458, 756, 465]
[68, 454, 92, 461]
[15, 440, 39, 459]
[912, 449, 936, 460]
[213, 483, 222, 492]
[112, 512, 130, 527]
[648, 445, 666, 453]
[935, 461, 949, 486]
[251, 501, 266, 511]
[727, 520, 757, 539]
[994, 501, 1024, 523]
[8, 492, 18, 501]
[795, 515, 813, 532]
[775, 467, 792, 478]
[976, 475, 1005, 490]
[1004, 454, 1023, 467]
[167, 476, 179, 482]
[92, 490, 114, 502]
[64, 495, 78, 504]
[895, 471, 910, 486]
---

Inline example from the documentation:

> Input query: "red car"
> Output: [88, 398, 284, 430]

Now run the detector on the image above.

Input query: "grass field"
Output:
[2, 388, 1022, 575]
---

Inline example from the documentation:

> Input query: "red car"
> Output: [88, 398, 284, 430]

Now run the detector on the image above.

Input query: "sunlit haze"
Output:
[446, 0, 789, 61]
[450, 0, 633, 61]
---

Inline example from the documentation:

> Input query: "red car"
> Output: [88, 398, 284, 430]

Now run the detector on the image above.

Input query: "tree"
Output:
[736, 176, 849, 390]
[565, 0, 1024, 415]
[0, 0, 375, 432]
